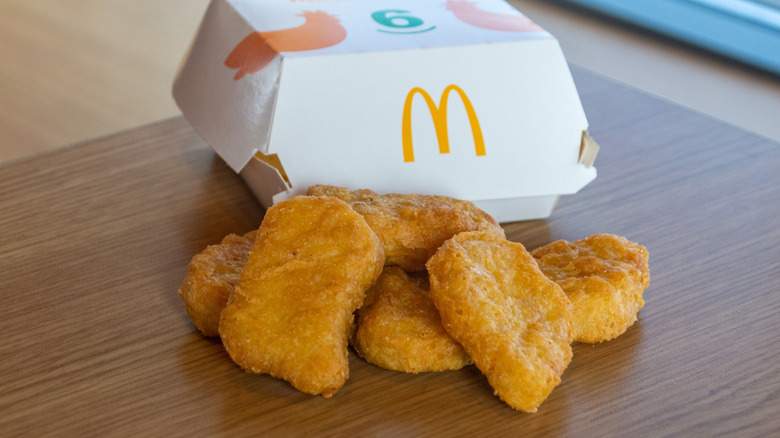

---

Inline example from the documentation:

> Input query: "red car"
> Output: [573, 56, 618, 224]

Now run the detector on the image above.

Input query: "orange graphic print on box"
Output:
[446, 0, 544, 32]
[225, 11, 347, 80]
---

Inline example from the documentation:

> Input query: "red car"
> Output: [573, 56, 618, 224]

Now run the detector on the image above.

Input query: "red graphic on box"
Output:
[225, 10, 347, 80]
[446, 0, 544, 32]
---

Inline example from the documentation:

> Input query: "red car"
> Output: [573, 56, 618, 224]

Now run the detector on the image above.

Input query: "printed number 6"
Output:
[371, 10, 424, 28]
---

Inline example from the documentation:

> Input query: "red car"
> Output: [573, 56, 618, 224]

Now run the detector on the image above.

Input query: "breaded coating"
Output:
[427, 231, 574, 413]
[218, 196, 385, 397]
[177, 230, 257, 337]
[531, 234, 650, 343]
[352, 266, 472, 373]
[306, 185, 504, 271]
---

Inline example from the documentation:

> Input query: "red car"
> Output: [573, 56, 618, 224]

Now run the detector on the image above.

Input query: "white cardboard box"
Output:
[173, 0, 598, 223]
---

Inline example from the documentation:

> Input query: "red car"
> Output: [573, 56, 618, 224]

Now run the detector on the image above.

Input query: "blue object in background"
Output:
[564, 0, 780, 76]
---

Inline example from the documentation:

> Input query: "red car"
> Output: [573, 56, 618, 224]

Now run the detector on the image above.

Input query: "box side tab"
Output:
[579, 130, 600, 168]
[239, 156, 290, 208]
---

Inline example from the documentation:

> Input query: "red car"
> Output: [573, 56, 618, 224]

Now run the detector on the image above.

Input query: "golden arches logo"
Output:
[402, 84, 486, 163]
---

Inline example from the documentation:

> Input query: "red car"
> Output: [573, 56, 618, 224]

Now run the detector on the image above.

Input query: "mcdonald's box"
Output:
[173, 0, 599, 222]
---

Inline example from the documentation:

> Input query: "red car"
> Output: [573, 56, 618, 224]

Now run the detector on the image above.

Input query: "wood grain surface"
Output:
[1, 67, 778, 436]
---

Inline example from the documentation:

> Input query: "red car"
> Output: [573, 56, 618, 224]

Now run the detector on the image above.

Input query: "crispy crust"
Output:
[177, 230, 257, 337]
[306, 185, 504, 271]
[427, 231, 573, 412]
[352, 266, 472, 373]
[531, 234, 650, 343]
[218, 196, 385, 397]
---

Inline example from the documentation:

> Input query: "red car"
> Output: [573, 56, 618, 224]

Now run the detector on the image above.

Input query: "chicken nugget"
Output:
[218, 196, 384, 397]
[177, 230, 257, 337]
[427, 231, 573, 413]
[531, 234, 650, 343]
[307, 185, 504, 271]
[352, 266, 472, 373]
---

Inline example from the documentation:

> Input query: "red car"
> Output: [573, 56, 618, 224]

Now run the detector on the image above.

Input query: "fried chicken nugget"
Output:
[177, 230, 257, 337]
[531, 234, 650, 343]
[352, 266, 472, 373]
[306, 185, 504, 272]
[218, 196, 384, 397]
[426, 231, 574, 413]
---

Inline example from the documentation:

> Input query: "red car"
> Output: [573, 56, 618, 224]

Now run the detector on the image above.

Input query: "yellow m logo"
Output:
[402, 84, 486, 163]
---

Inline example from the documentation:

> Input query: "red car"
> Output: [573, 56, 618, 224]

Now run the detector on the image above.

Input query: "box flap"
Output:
[173, 0, 283, 173]
[267, 38, 595, 202]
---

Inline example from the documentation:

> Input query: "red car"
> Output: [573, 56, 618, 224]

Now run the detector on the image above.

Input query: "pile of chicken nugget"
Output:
[177, 185, 649, 413]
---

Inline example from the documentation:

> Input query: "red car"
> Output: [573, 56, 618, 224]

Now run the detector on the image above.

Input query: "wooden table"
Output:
[1, 67, 778, 436]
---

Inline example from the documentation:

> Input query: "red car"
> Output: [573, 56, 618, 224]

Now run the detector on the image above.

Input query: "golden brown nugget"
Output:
[306, 185, 504, 271]
[218, 196, 384, 397]
[427, 231, 574, 413]
[352, 266, 472, 373]
[531, 234, 650, 343]
[177, 230, 257, 337]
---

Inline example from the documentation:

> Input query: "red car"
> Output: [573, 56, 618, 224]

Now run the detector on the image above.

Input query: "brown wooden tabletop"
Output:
[1, 66, 778, 436]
